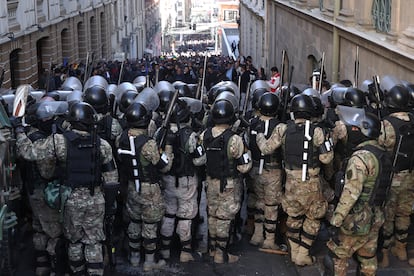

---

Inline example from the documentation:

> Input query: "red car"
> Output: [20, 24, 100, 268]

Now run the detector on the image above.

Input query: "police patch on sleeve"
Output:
[346, 169, 353, 180]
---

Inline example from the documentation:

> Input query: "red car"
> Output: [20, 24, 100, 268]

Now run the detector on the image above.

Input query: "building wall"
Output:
[241, 0, 414, 85]
[0, 0, 150, 89]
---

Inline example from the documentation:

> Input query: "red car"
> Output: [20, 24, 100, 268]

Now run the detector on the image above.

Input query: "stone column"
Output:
[355, 0, 374, 29]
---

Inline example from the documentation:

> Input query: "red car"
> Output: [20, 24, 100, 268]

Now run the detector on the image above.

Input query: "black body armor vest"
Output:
[385, 114, 414, 172]
[118, 130, 159, 183]
[63, 130, 102, 190]
[169, 126, 195, 177]
[203, 128, 237, 179]
[249, 117, 282, 168]
[284, 120, 319, 170]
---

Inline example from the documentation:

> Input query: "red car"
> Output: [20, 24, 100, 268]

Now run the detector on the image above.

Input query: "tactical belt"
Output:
[252, 160, 280, 170]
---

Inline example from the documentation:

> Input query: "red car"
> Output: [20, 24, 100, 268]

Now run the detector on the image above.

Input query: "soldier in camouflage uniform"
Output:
[257, 94, 333, 266]
[377, 85, 414, 267]
[16, 102, 119, 276]
[116, 102, 171, 271]
[15, 99, 65, 275]
[199, 98, 252, 264]
[244, 88, 267, 235]
[248, 92, 284, 249]
[158, 99, 205, 263]
[325, 112, 389, 276]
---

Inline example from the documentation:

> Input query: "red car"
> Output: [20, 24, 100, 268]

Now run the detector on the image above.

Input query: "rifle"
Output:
[84, 52, 90, 84]
[372, 75, 383, 119]
[118, 61, 125, 86]
[195, 77, 202, 101]
[318, 52, 325, 94]
[158, 89, 180, 150]
[90, 120, 100, 197]
[353, 46, 359, 88]
[242, 80, 252, 117]
[280, 50, 286, 86]
[281, 66, 294, 122]
[199, 54, 208, 101]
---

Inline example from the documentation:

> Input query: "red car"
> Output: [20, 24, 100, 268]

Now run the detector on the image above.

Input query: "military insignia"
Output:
[346, 169, 353, 179]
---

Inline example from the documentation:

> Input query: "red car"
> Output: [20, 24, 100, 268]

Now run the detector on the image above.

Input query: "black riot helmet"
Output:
[311, 96, 324, 117]
[251, 89, 267, 110]
[119, 90, 139, 113]
[125, 102, 152, 128]
[290, 94, 314, 119]
[172, 99, 191, 123]
[258, 92, 279, 117]
[360, 112, 381, 139]
[402, 82, 414, 108]
[384, 84, 409, 110]
[158, 90, 174, 113]
[211, 99, 235, 125]
[67, 102, 97, 130]
[343, 88, 366, 108]
[173, 81, 192, 97]
[83, 86, 108, 114]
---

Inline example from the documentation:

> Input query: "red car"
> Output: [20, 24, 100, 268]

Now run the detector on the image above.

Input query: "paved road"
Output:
[11, 183, 414, 276]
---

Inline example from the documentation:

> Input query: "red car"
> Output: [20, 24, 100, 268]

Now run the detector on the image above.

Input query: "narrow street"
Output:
[13, 184, 414, 276]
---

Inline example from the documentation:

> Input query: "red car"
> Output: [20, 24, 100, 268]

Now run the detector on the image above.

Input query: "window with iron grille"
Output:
[372, 0, 391, 33]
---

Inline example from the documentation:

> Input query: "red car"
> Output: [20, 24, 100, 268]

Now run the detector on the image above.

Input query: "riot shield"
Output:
[62, 76, 83, 91]
[36, 101, 69, 120]
[115, 82, 137, 104]
[380, 75, 402, 93]
[134, 87, 160, 112]
[83, 75, 108, 93]
[107, 84, 117, 97]
[302, 88, 320, 99]
[214, 91, 239, 112]
[66, 90, 83, 105]
[336, 105, 366, 128]
[179, 96, 202, 113]
[154, 80, 174, 93]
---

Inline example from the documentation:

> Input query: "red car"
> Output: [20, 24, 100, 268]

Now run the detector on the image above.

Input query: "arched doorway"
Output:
[61, 28, 71, 66]
[10, 49, 21, 89]
[77, 21, 87, 62]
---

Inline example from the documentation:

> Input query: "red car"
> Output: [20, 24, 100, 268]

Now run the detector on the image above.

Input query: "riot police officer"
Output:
[16, 102, 119, 276]
[199, 98, 252, 263]
[116, 102, 171, 271]
[325, 111, 390, 276]
[158, 98, 205, 263]
[257, 94, 333, 266]
[248, 92, 284, 250]
[378, 85, 414, 267]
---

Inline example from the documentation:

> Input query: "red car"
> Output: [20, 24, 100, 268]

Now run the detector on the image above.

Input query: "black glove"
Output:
[239, 116, 250, 129]
[328, 226, 340, 245]
[10, 116, 24, 133]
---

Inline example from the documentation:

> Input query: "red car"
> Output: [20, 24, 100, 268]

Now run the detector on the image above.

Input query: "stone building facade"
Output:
[240, 0, 414, 85]
[0, 0, 160, 89]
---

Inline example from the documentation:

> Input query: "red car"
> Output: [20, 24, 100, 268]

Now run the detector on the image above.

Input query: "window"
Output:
[372, 0, 391, 33]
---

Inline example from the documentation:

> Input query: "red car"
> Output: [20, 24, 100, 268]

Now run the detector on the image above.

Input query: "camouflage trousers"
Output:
[282, 172, 327, 248]
[206, 176, 242, 251]
[250, 166, 283, 234]
[382, 170, 414, 248]
[245, 168, 258, 224]
[126, 180, 165, 253]
[326, 207, 385, 276]
[29, 188, 63, 268]
[160, 175, 198, 244]
[64, 187, 105, 275]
